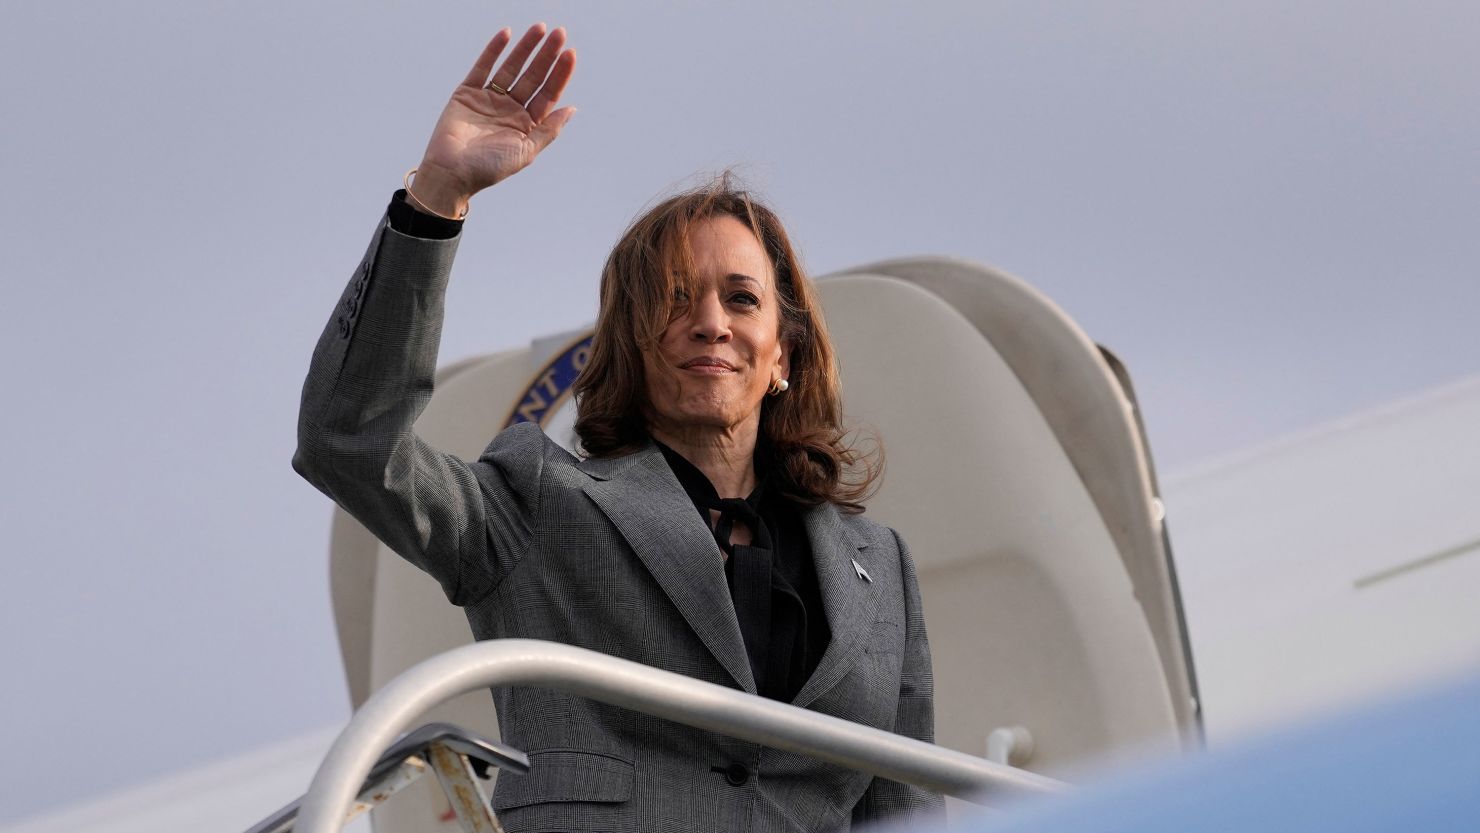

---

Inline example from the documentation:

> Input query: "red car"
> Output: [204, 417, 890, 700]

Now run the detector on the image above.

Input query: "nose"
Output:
[687, 292, 732, 343]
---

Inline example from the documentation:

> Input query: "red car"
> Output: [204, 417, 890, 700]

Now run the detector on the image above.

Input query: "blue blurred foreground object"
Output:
[937, 669, 1480, 833]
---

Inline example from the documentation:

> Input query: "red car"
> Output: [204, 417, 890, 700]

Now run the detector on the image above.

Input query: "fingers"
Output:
[509, 27, 566, 104]
[528, 106, 577, 154]
[486, 22, 548, 92]
[460, 28, 513, 88]
[525, 49, 576, 123]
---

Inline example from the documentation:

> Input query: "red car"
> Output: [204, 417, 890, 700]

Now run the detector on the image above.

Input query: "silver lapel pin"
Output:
[851, 558, 872, 583]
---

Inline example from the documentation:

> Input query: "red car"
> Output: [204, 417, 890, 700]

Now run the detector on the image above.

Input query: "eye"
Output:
[728, 291, 760, 307]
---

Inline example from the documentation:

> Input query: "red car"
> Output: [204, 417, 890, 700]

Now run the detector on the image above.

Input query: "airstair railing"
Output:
[296, 639, 1066, 833]
[246, 722, 527, 833]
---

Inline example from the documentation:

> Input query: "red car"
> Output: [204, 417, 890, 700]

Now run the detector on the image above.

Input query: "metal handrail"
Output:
[296, 639, 1065, 833]
[246, 723, 528, 833]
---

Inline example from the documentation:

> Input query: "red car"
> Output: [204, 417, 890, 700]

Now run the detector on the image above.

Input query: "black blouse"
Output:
[388, 189, 464, 238]
[655, 441, 830, 702]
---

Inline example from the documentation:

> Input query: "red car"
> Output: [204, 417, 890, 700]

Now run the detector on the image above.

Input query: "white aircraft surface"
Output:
[7, 260, 1476, 833]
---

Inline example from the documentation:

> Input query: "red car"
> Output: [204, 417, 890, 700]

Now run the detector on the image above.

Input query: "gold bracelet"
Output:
[403, 168, 469, 220]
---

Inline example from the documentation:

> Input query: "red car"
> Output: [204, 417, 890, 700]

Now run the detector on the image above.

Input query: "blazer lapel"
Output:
[792, 504, 873, 709]
[578, 445, 757, 694]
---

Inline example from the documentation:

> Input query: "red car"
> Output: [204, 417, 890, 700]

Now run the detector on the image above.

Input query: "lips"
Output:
[679, 357, 737, 372]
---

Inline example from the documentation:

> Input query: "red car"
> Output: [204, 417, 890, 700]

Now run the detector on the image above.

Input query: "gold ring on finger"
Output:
[486, 81, 510, 95]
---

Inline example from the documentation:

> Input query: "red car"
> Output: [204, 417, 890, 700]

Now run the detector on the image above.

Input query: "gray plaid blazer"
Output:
[294, 211, 944, 832]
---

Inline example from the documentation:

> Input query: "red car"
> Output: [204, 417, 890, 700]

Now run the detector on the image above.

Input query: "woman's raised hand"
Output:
[408, 24, 577, 218]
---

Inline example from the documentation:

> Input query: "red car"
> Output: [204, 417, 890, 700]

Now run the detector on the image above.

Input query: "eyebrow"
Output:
[725, 273, 764, 289]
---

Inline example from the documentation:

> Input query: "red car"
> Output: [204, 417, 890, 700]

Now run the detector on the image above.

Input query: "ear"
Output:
[776, 338, 792, 382]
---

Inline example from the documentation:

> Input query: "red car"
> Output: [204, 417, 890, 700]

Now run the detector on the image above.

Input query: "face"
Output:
[642, 214, 790, 438]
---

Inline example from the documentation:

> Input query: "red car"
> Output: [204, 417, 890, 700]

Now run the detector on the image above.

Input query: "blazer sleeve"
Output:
[852, 528, 947, 825]
[293, 210, 542, 606]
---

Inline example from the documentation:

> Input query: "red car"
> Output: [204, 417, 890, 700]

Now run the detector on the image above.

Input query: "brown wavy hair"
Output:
[572, 174, 880, 512]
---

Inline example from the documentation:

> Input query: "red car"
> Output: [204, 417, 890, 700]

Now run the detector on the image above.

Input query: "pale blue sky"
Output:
[2, 0, 1476, 823]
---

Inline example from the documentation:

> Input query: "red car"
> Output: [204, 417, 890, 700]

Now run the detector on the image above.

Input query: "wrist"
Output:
[405, 165, 471, 220]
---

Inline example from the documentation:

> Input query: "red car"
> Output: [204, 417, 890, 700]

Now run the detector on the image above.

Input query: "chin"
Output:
[658, 397, 761, 434]
[675, 407, 745, 430]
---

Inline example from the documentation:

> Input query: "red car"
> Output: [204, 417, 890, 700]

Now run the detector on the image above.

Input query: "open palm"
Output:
[413, 24, 577, 214]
